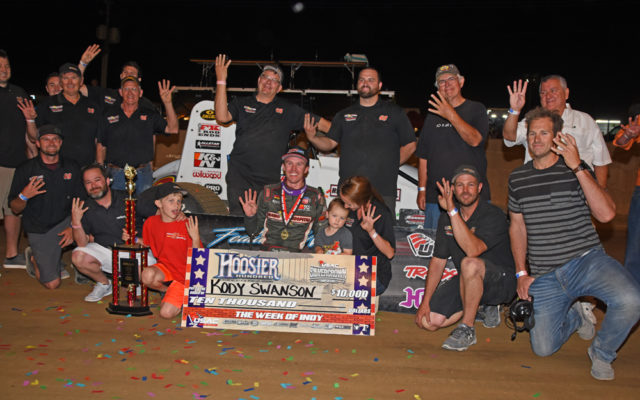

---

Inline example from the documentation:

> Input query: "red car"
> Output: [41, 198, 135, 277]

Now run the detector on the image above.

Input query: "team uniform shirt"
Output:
[314, 226, 353, 255]
[100, 104, 168, 167]
[504, 103, 611, 168]
[245, 183, 327, 252]
[143, 215, 198, 285]
[345, 198, 395, 293]
[433, 200, 514, 271]
[416, 100, 490, 203]
[9, 157, 83, 233]
[35, 94, 102, 167]
[508, 158, 601, 277]
[227, 95, 319, 186]
[80, 190, 141, 247]
[327, 99, 416, 197]
[0, 83, 28, 168]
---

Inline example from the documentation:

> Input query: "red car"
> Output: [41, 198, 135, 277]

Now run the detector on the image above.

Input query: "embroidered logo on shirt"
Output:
[107, 115, 120, 124]
[104, 96, 116, 105]
[445, 225, 453, 236]
[87, 107, 95, 114]
[63, 173, 72, 180]
[344, 114, 357, 122]
[244, 106, 256, 114]
[166, 232, 187, 240]
[275, 107, 283, 114]
[50, 105, 63, 113]
[379, 115, 388, 121]
[140, 114, 148, 121]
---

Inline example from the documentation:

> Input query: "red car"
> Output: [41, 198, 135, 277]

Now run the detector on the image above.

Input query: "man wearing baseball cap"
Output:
[240, 146, 327, 252]
[416, 64, 491, 229]
[415, 164, 515, 351]
[25, 62, 102, 167]
[214, 54, 331, 215]
[9, 124, 83, 289]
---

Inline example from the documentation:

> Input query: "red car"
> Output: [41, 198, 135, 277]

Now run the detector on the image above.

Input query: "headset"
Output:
[505, 296, 535, 341]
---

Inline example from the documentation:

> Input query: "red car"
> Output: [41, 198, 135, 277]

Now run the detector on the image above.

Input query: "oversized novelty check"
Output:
[181, 249, 377, 336]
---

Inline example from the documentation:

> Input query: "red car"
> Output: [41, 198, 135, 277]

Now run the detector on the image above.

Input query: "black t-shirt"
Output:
[416, 99, 490, 203]
[433, 200, 514, 270]
[81, 189, 144, 247]
[0, 83, 28, 167]
[327, 99, 416, 197]
[35, 94, 102, 167]
[99, 104, 167, 167]
[9, 157, 83, 233]
[227, 95, 317, 186]
[345, 198, 396, 292]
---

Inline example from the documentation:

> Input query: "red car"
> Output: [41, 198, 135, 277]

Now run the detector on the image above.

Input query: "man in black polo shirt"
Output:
[71, 164, 156, 302]
[305, 67, 417, 217]
[98, 76, 178, 194]
[0, 49, 29, 268]
[28, 63, 102, 167]
[414, 165, 516, 351]
[214, 54, 331, 215]
[9, 125, 83, 289]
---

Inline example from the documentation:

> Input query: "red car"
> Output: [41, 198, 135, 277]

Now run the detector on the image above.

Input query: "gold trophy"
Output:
[107, 165, 152, 316]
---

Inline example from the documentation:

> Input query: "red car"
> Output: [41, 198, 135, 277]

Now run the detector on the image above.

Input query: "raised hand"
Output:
[186, 215, 200, 244]
[507, 79, 528, 112]
[17, 97, 37, 120]
[552, 132, 580, 169]
[435, 178, 455, 213]
[239, 189, 258, 217]
[359, 203, 381, 234]
[428, 91, 456, 122]
[304, 113, 318, 138]
[80, 44, 101, 66]
[71, 197, 89, 226]
[21, 176, 46, 199]
[158, 79, 176, 104]
[215, 54, 232, 82]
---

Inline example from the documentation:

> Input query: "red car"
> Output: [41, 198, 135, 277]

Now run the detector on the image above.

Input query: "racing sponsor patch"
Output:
[378, 115, 388, 121]
[107, 115, 120, 124]
[445, 225, 453, 236]
[344, 114, 357, 122]
[290, 215, 312, 224]
[200, 109, 216, 120]
[49, 105, 63, 113]
[140, 114, 147, 121]
[87, 107, 95, 114]
[63, 173, 72, 180]
[104, 96, 116, 105]
[198, 123, 221, 137]
[407, 232, 435, 258]
[275, 107, 283, 114]
[205, 183, 222, 194]
[244, 106, 257, 114]
[193, 152, 221, 169]
[195, 140, 221, 150]
[192, 170, 221, 179]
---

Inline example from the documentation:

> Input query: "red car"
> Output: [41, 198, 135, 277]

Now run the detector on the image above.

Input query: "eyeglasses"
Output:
[436, 76, 458, 87]
[260, 74, 281, 84]
[539, 87, 561, 96]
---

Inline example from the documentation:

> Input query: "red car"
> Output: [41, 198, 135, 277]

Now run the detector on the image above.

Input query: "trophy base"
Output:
[106, 303, 153, 316]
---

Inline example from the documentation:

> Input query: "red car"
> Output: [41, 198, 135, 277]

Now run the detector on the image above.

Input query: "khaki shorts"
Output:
[0, 166, 17, 217]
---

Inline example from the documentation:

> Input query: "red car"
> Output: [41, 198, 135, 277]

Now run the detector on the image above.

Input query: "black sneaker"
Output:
[74, 267, 92, 285]
[3, 254, 27, 269]
[442, 323, 477, 351]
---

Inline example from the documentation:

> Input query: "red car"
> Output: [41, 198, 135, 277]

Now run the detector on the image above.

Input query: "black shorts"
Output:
[429, 258, 516, 318]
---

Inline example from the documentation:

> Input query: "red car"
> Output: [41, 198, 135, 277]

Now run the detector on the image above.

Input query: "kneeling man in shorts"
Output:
[141, 183, 201, 319]
[415, 165, 516, 351]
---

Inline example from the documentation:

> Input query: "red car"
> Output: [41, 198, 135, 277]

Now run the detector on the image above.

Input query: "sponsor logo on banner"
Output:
[404, 213, 425, 226]
[407, 233, 435, 258]
[198, 123, 221, 138]
[205, 183, 223, 194]
[215, 253, 281, 280]
[309, 263, 347, 283]
[192, 170, 222, 179]
[196, 140, 221, 150]
[194, 152, 221, 168]
[344, 114, 357, 122]
[329, 184, 338, 197]
[200, 109, 216, 120]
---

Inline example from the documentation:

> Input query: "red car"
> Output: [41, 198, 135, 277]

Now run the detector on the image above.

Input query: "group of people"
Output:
[2, 45, 640, 381]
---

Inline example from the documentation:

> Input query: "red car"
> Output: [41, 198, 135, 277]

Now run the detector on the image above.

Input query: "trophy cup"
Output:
[107, 165, 152, 316]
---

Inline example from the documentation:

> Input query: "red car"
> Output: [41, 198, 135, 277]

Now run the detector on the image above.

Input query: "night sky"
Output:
[3, 0, 639, 120]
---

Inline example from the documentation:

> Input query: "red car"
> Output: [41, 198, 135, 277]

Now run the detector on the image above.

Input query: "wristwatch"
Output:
[571, 160, 589, 174]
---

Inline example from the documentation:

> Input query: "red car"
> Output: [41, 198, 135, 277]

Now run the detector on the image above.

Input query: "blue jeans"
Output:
[423, 202, 442, 230]
[528, 247, 640, 363]
[625, 186, 640, 283]
[109, 164, 153, 196]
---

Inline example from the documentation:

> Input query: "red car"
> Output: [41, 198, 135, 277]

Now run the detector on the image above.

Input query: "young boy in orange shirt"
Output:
[141, 183, 201, 319]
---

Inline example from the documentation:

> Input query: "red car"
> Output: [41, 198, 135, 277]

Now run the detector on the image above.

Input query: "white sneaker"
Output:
[85, 281, 113, 302]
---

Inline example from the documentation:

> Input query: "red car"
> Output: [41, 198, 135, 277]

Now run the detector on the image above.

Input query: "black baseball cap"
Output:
[37, 124, 64, 140]
[451, 164, 480, 183]
[154, 182, 187, 200]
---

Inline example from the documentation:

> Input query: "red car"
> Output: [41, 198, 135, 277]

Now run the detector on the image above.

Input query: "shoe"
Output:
[442, 323, 477, 351]
[25, 247, 36, 278]
[74, 268, 91, 285]
[477, 305, 501, 328]
[60, 269, 70, 279]
[85, 281, 113, 302]
[588, 347, 614, 380]
[572, 301, 596, 340]
[3, 254, 27, 269]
